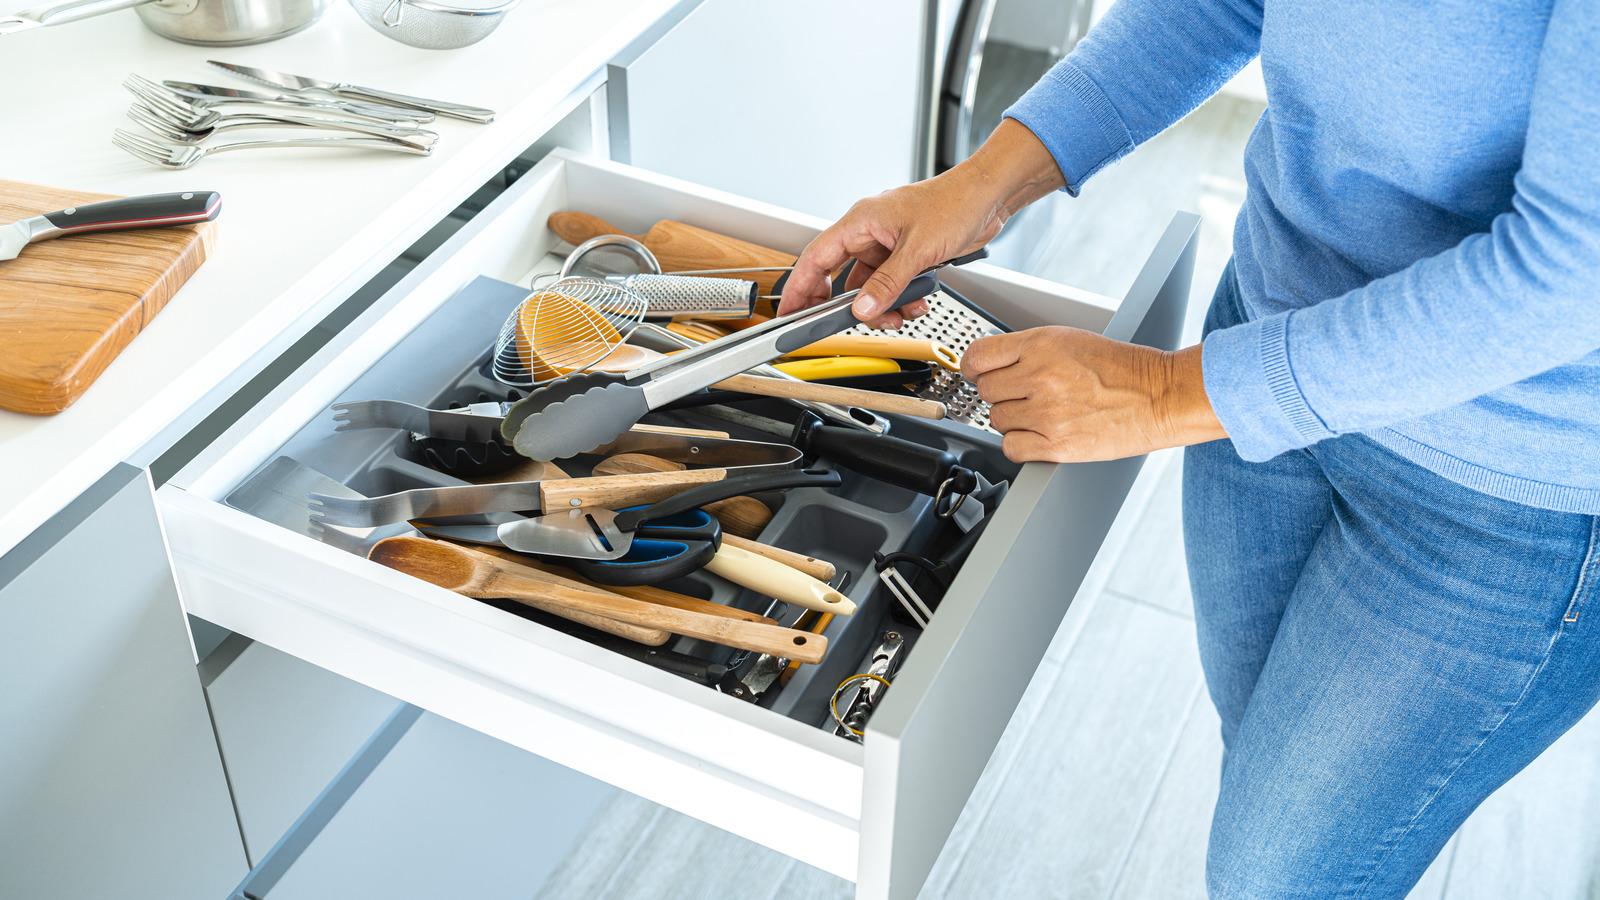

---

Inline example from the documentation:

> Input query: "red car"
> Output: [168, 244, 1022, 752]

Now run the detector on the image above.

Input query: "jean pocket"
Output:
[1564, 517, 1600, 624]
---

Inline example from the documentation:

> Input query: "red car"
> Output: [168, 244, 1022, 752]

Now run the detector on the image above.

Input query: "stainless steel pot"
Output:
[0, 0, 331, 45]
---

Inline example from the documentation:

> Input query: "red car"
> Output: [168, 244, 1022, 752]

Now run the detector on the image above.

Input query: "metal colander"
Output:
[490, 278, 647, 387]
[346, 0, 518, 50]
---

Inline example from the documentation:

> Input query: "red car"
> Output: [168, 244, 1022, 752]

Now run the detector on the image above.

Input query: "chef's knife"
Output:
[208, 61, 495, 123]
[163, 79, 436, 124]
[0, 191, 220, 263]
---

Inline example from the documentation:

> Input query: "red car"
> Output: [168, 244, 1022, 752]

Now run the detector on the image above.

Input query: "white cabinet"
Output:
[612, 0, 927, 221]
[157, 150, 1196, 899]
[0, 466, 247, 900]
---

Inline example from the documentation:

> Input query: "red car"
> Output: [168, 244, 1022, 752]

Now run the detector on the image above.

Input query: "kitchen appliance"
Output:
[0, 0, 331, 44]
[0, 184, 218, 414]
[345, 0, 519, 50]
[209, 61, 497, 124]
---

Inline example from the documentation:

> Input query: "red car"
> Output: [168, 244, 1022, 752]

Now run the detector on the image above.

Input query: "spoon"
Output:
[368, 536, 828, 662]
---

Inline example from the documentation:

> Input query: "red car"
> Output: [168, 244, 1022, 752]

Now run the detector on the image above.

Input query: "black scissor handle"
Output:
[562, 537, 718, 587]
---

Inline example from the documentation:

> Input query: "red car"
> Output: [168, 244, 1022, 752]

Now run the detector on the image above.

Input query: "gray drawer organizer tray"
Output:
[235, 275, 1021, 735]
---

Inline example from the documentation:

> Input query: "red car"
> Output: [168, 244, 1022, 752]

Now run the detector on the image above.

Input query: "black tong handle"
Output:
[791, 411, 977, 497]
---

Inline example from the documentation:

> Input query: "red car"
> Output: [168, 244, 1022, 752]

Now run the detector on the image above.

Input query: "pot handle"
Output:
[0, 0, 151, 33]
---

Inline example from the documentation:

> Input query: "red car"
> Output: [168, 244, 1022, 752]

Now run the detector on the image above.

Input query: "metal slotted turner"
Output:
[502, 253, 984, 461]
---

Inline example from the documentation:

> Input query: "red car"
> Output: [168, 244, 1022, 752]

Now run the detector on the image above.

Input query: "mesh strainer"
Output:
[347, 0, 519, 50]
[491, 278, 647, 387]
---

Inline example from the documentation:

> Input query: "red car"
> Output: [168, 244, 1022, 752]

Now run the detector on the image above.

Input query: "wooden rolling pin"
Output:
[548, 211, 794, 310]
[369, 536, 826, 662]
[590, 453, 836, 582]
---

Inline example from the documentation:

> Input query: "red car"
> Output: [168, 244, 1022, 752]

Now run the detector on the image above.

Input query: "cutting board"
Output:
[0, 180, 215, 415]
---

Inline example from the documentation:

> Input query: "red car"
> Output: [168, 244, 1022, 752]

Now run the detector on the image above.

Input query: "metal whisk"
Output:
[490, 278, 647, 387]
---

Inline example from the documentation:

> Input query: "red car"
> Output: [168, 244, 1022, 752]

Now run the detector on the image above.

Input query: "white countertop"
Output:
[0, 0, 680, 557]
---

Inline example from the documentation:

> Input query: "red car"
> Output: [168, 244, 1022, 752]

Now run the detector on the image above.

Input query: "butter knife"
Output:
[163, 80, 436, 124]
[208, 61, 495, 124]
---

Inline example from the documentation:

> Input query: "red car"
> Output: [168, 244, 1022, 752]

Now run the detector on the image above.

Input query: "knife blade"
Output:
[208, 60, 495, 123]
[162, 79, 436, 124]
[0, 191, 220, 263]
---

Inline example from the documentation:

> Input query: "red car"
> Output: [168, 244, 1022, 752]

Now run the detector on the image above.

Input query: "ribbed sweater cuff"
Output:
[1003, 61, 1133, 196]
[1202, 312, 1337, 461]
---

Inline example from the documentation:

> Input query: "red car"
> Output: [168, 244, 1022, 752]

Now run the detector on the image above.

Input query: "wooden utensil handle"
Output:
[713, 374, 948, 419]
[474, 548, 775, 624]
[590, 453, 773, 539]
[784, 335, 962, 371]
[538, 468, 727, 509]
[485, 568, 826, 663]
[722, 534, 836, 582]
[509, 596, 671, 645]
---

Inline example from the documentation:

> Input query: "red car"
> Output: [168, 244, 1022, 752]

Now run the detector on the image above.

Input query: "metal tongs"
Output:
[502, 251, 986, 461]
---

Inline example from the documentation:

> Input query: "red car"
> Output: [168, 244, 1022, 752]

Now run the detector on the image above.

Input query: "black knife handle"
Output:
[614, 468, 842, 533]
[43, 192, 221, 235]
[792, 411, 977, 497]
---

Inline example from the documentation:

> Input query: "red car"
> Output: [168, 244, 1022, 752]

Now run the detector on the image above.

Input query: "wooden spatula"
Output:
[369, 536, 827, 662]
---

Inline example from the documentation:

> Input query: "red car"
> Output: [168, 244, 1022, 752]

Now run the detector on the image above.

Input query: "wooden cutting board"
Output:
[0, 180, 215, 415]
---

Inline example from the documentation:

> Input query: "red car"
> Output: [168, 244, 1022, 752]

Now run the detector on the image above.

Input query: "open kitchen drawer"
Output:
[159, 149, 1197, 900]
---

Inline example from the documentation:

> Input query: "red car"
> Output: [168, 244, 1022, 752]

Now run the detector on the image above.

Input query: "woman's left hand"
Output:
[963, 327, 1228, 463]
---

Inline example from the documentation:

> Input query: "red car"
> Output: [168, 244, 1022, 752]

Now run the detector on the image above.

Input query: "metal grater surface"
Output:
[841, 290, 1006, 434]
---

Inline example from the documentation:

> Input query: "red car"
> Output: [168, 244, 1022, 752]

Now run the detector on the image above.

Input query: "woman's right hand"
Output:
[779, 119, 1067, 329]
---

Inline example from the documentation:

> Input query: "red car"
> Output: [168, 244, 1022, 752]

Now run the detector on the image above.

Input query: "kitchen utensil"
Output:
[210, 60, 496, 123]
[559, 234, 659, 280]
[0, 190, 219, 264]
[841, 283, 1012, 433]
[226, 457, 664, 642]
[163, 79, 434, 123]
[308, 467, 730, 528]
[771, 356, 902, 381]
[591, 452, 772, 539]
[778, 608, 837, 687]
[782, 335, 962, 371]
[368, 536, 827, 662]
[499, 258, 974, 461]
[113, 129, 433, 169]
[125, 75, 439, 146]
[470, 547, 778, 624]
[490, 279, 647, 386]
[0, 182, 216, 414]
[665, 320, 730, 342]
[346, 0, 518, 49]
[547, 211, 795, 303]
[791, 410, 978, 504]
[877, 513, 992, 628]
[611, 275, 758, 321]
[126, 102, 439, 148]
[831, 631, 906, 740]
[423, 506, 854, 609]
[496, 468, 840, 561]
[0, 0, 329, 44]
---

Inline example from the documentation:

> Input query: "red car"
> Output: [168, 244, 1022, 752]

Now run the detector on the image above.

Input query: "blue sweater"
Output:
[1006, 0, 1600, 513]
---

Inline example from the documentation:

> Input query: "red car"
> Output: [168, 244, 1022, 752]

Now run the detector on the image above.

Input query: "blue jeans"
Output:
[1183, 262, 1600, 899]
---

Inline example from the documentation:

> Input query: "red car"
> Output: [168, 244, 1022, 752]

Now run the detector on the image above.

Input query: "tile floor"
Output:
[532, 95, 1600, 899]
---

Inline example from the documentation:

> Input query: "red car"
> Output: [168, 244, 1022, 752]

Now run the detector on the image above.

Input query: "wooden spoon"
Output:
[370, 536, 827, 663]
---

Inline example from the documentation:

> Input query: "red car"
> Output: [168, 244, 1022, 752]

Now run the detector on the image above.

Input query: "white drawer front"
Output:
[161, 150, 1198, 897]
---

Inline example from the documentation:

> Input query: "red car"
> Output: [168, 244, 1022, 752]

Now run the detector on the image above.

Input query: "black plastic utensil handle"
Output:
[614, 468, 842, 533]
[42, 192, 221, 235]
[792, 411, 978, 496]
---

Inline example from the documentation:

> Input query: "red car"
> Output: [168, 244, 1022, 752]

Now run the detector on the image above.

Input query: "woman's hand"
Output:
[780, 120, 1066, 329]
[963, 327, 1228, 462]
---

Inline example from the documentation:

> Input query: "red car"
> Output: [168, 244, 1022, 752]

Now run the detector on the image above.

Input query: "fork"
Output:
[127, 103, 438, 149]
[113, 128, 432, 169]
[126, 74, 425, 130]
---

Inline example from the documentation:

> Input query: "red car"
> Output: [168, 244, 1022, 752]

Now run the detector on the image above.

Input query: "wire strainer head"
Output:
[491, 278, 647, 387]
[346, 0, 518, 50]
